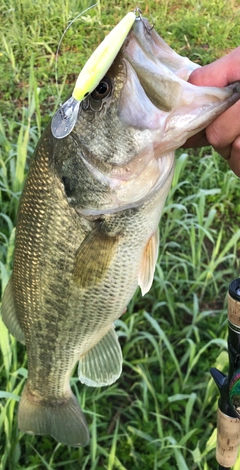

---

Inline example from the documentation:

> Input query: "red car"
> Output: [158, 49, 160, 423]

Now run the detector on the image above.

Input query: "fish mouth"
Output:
[120, 18, 197, 131]
[120, 17, 238, 153]
[78, 17, 240, 216]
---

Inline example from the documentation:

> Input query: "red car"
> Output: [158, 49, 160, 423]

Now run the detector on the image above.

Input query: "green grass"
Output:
[1, 0, 240, 469]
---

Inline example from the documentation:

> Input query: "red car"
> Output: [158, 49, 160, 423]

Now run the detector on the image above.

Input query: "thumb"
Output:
[188, 46, 240, 88]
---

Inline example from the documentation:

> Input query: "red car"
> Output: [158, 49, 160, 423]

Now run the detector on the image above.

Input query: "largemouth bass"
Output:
[2, 16, 240, 447]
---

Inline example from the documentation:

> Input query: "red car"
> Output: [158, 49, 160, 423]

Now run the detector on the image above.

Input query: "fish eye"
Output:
[91, 77, 112, 100]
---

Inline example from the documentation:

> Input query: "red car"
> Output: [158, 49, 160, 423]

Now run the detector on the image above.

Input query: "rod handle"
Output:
[216, 408, 240, 467]
[228, 288, 240, 326]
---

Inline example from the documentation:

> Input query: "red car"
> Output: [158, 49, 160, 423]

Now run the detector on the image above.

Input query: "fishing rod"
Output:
[211, 278, 240, 469]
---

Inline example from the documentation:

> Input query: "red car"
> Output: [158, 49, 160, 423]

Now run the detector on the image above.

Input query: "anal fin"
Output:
[1, 278, 25, 344]
[138, 229, 159, 296]
[78, 325, 122, 387]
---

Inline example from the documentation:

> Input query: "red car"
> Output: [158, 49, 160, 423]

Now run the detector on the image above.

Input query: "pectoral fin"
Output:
[73, 227, 120, 289]
[1, 278, 25, 344]
[78, 325, 122, 387]
[138, 229, 159, 296]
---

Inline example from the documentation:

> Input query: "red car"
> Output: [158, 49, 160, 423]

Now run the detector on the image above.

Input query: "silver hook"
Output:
[134, 7, 154, 34]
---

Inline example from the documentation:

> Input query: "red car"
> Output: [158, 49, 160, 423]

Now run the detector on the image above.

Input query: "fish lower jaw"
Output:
[78, 152, 175, 216]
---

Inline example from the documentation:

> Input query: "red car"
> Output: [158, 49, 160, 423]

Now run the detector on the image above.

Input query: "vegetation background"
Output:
[0, 0, 240, 468]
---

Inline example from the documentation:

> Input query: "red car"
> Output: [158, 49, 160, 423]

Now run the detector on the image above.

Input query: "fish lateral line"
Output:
[51, 11, 137, 140]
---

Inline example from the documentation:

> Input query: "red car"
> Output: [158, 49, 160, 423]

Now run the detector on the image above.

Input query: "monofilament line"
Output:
[54, 1, 99, 104]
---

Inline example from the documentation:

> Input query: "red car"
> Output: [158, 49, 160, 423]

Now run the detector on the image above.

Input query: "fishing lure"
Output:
[51, 11, 137, 139]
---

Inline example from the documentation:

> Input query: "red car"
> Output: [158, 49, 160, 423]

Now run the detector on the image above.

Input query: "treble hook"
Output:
[134, 7, 143, 20]
[134, 7, 154, 34]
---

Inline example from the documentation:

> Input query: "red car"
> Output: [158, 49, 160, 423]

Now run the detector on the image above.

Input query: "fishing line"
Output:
[54, 1, 99, 104]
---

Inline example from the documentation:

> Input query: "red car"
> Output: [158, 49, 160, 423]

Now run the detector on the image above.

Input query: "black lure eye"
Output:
[91, 77, 112, 100]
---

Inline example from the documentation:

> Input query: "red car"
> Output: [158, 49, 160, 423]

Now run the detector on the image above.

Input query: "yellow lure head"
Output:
[51, 11, 136, 139]
[72, 11, 136, 101]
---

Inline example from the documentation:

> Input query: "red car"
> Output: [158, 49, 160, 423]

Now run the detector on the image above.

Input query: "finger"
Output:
[228, 135, 240, 177]
[213, 137, 240, 177]
[182, 130, 209, 149]
[188, 46, 240, 87]
[213, 144, 231, 160]
[205, 100, 240, 148]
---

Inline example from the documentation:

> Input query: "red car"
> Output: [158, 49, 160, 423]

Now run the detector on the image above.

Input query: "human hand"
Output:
[183, 46, 240, 177]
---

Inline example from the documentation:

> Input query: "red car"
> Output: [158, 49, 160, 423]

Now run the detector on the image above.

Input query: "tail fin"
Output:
[18, 383, 89, 447]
